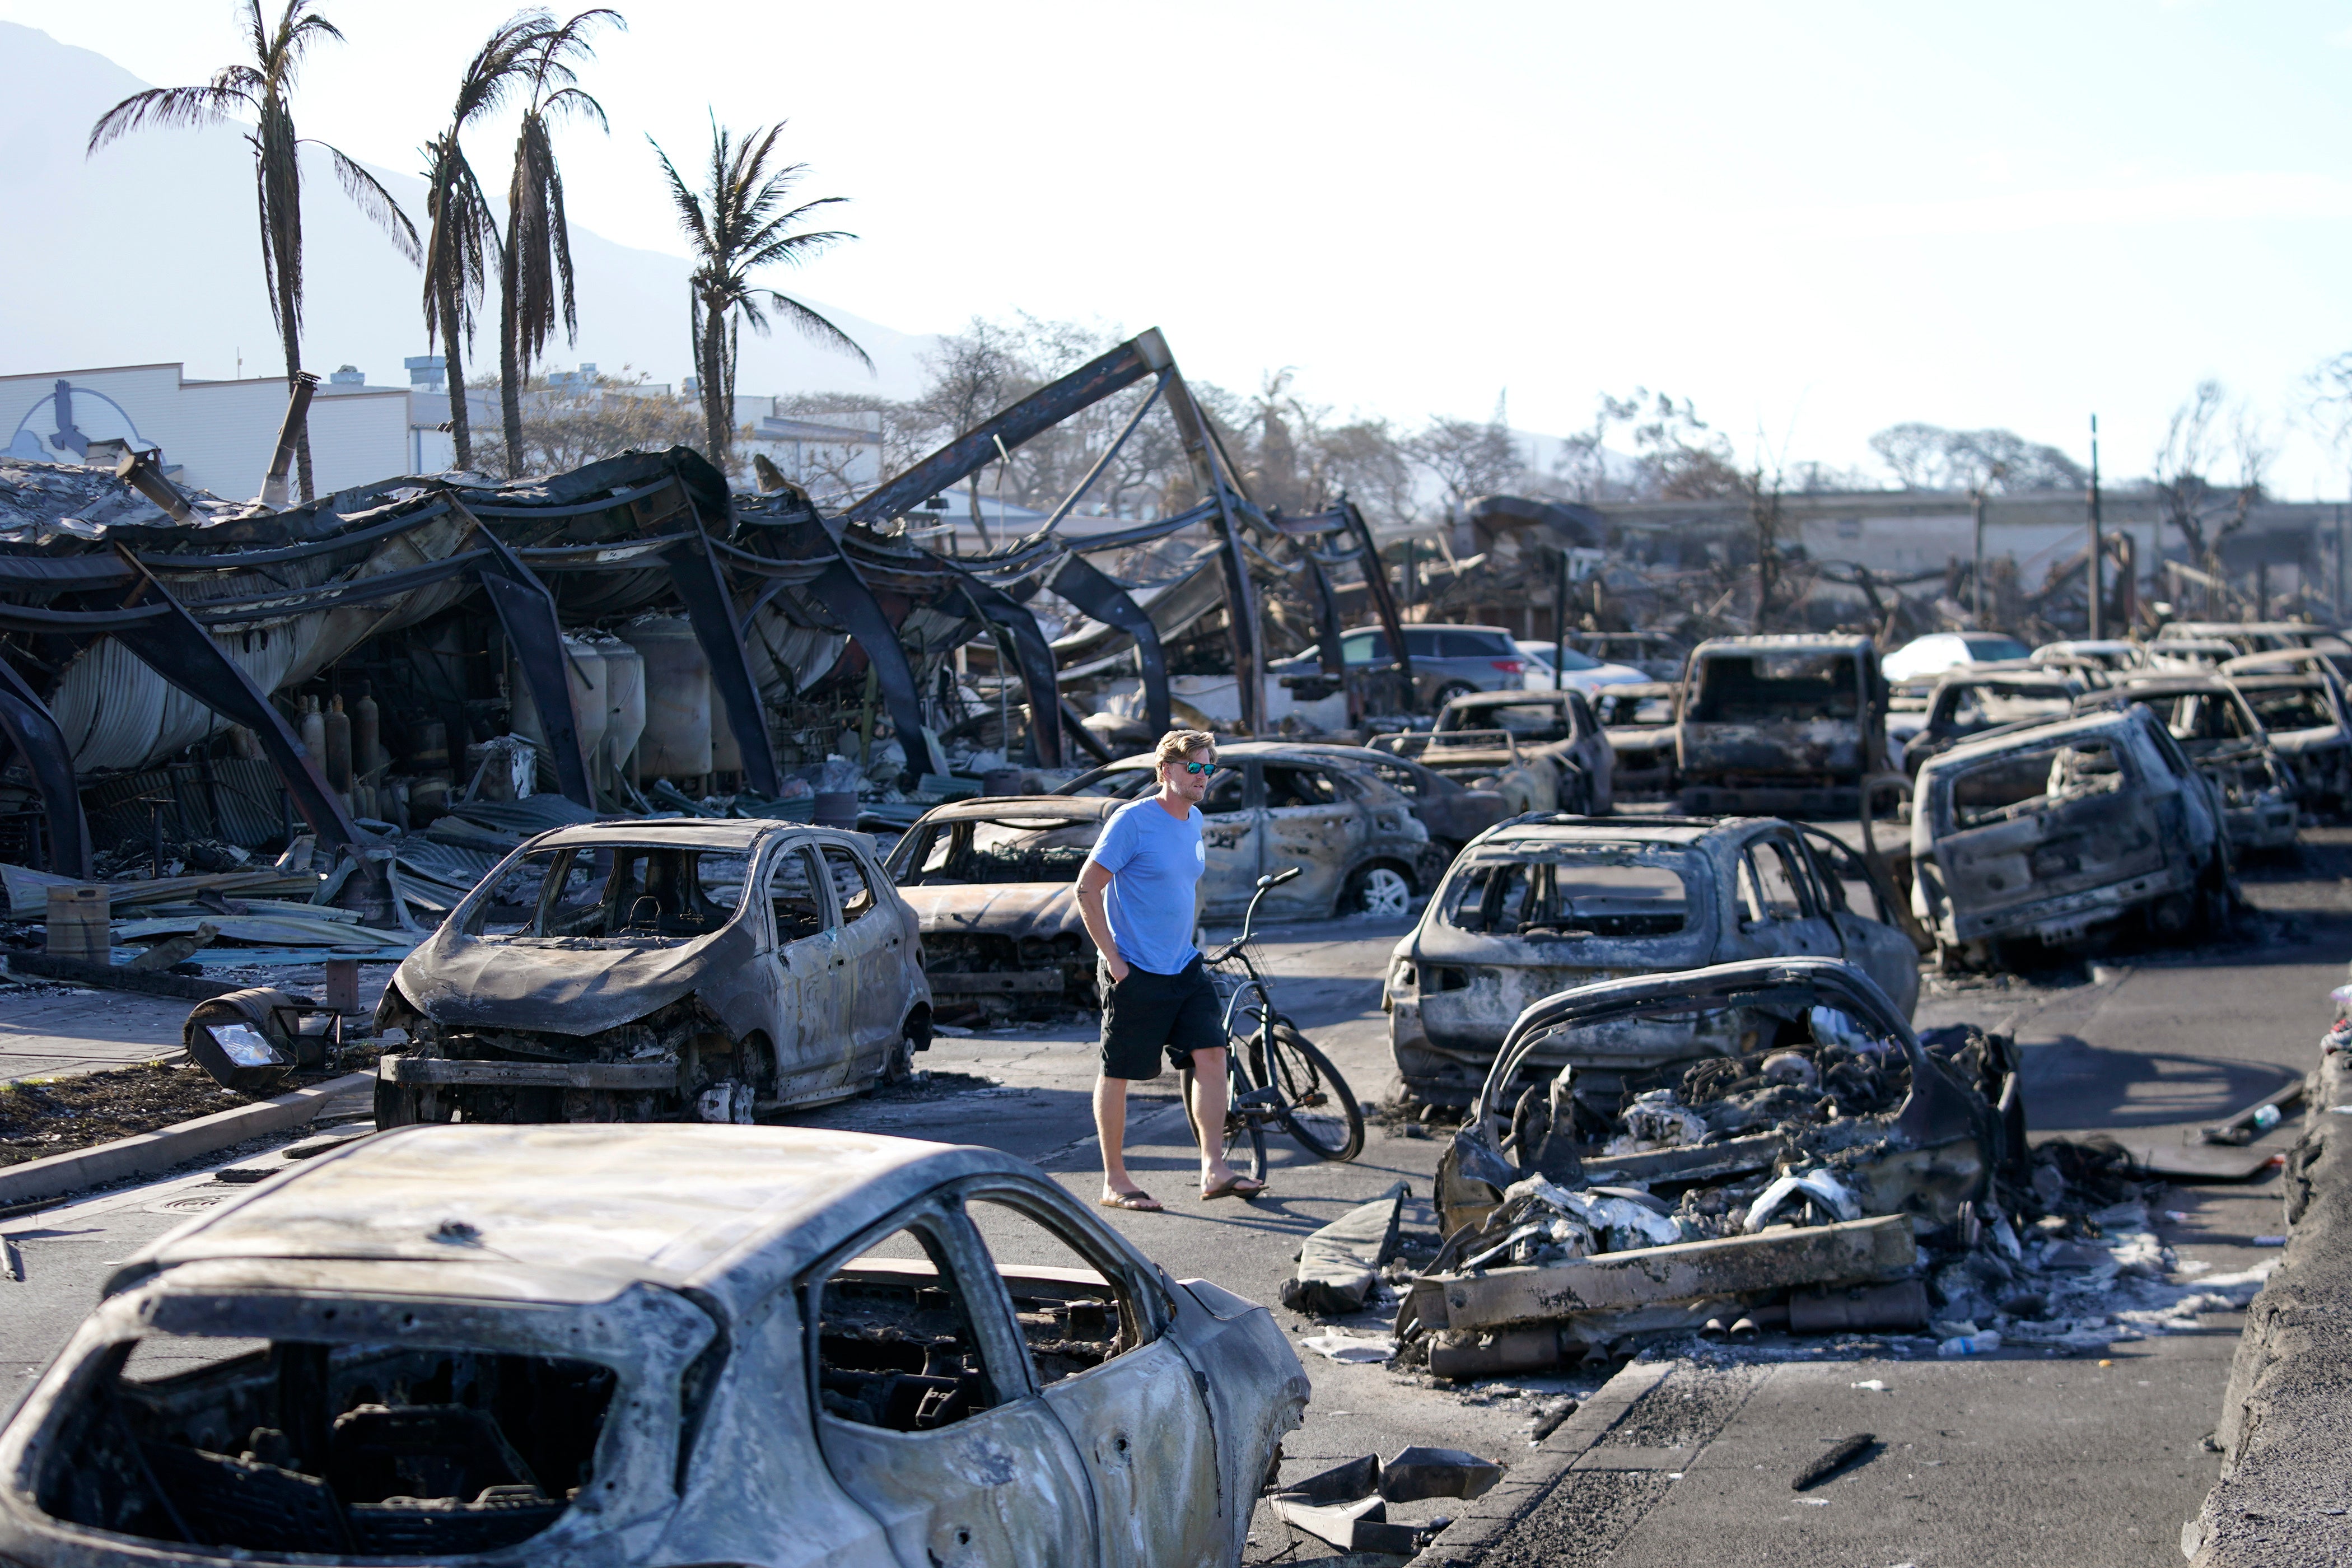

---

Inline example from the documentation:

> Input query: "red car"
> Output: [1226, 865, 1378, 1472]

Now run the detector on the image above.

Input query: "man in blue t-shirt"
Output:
[1076, 730, 1267, 1210]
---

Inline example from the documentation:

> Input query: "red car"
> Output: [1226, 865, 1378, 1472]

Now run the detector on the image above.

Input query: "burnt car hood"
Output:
[396, 927, 745, 1036]
[902, 881, 1084, 940]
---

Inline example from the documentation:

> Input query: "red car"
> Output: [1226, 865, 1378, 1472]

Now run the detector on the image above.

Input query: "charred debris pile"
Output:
[1301, 960, 2274, 1376]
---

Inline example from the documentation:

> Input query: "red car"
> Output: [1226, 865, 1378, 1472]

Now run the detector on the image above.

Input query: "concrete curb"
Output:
[1406, 1358, 1673, 1567]
[0, 1072, 371, 1208]
[2186, 1038, 2352, 1565]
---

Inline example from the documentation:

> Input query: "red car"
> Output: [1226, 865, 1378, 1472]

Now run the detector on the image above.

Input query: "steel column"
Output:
[1047, 553, 1170, 736]
[0, 659, 91, 878]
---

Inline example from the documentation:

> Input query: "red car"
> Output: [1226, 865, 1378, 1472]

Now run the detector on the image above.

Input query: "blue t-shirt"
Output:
[1087, 796, 1205, 975]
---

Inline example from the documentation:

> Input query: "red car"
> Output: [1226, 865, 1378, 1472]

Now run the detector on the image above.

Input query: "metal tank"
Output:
[507, 634, 608, 778]
[592, 633, 645, 785]
[619, 617, 712, 778]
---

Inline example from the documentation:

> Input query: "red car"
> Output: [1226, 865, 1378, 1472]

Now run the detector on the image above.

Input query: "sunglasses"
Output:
[1174, 761, 1219, 776]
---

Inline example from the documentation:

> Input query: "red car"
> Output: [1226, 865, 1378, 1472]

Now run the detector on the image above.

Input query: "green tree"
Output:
[652, 118, 869, 474]
[497, 9, 621, 477]
[420, 12, 554, 474]
[88, 0, 418, 502]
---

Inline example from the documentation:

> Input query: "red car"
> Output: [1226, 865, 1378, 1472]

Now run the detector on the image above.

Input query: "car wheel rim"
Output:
[1361, 867, 1411, 917]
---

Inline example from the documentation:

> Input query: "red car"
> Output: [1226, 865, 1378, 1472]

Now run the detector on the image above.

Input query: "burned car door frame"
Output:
[763, 839, 855, 1105]
[796, 1172, 1224, 1568]
[798, 1193, 1099, 1567]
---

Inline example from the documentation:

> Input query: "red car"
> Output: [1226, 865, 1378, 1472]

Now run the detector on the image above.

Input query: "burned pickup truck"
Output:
[375, 820, 931, 1124]
[1403, 957, 2017, 1369]
[1910, 706, 2232, 960]
[1676, 634, 1891, 816]
[0, 1124, 1306, 1568]
[1429, 689, 1617, 814]
[1386, 815, 1921, 1106]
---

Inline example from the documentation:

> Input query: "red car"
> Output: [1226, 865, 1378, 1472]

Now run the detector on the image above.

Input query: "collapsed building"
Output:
[0, 330, 1421, 941]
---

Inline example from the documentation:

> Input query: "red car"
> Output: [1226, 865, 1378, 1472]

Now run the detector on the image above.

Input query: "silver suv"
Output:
[1272, 622, 1527, 710]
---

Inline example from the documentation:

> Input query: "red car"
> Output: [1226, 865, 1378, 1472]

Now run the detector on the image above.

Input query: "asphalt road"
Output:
[2, 831, 2344, 1567]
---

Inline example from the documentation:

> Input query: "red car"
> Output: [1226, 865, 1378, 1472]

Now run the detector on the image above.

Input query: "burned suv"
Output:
[375, 820, 931, 1124]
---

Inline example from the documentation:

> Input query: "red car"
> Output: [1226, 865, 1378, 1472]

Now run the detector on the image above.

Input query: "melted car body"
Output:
[1386, 815, 1921, 1105]
[376, 820, 931, 1124]
[0, 1126, 1307, 1568]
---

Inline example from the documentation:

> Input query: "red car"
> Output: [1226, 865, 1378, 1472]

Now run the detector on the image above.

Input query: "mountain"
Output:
[0, 23, 934, 400]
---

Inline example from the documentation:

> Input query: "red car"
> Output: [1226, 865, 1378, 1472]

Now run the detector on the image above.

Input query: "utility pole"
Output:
[2087, 414, 2104, 641]
[1554, 548, 1570, 693]
[1971, 487, 1986, 626]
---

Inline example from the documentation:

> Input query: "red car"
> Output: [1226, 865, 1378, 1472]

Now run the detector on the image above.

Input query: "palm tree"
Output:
[420, 12, 553, 474]
[497, 9, 620, 477]
[652, 118, 870, 473]
[88, 0, 418, 502]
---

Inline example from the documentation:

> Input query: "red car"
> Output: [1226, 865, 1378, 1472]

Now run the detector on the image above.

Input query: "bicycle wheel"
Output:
[1180, 1054, 1267, 1186]
[1266, 1021, 1365, 1162]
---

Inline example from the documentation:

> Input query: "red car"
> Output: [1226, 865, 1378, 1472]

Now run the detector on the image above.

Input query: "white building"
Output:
[0, 361, 412, 498]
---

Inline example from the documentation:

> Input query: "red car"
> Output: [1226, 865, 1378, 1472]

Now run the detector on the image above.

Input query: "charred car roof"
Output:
[109, 1123, 1043, 1316]
[519, 818, 829, 852]
[1918, 707, 2150, 769]
[908, 796, 1121, 824]
[1469, 814, 1766, 851]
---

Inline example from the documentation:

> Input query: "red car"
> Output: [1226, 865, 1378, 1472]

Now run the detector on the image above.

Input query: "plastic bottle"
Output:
[1936, 1329, 2003, 1357]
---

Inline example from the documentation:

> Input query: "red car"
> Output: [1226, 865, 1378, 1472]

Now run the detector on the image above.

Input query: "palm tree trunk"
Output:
[499, 212, 524, 477]
[436, 276, 473, 472]
[280, 318, 311, 503]
[697, 293, 729, 469]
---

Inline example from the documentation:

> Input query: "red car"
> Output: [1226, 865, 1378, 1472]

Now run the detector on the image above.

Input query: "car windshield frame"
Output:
[458, 841, 758, 944]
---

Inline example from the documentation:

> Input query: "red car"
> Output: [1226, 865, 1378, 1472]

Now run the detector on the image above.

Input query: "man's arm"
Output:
[1076, 859, 1127, 983]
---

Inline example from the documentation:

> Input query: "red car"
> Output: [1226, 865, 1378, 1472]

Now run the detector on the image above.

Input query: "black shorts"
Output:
[1097, 956, 1228, 1080]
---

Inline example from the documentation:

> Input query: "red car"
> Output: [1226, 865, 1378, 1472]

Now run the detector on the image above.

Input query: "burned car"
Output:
[1058, 742, 1444, 918]
[1385, 814, 1922, 1105]
[2222, 653, 2352, 814]
[1403, 958, 2017, 1368]
[886, 795, 1115, 1016]
[1910, 706, 2232, 959]
[0, 1124, 1308, 1568]
[1592, 680, 1680, 799]
[375, 820, 931, 1124]
[1676, 634, 1890, 816]
[2074, 674, 2298, 853]
[1899, 664, 2083, 777]
[1373, 689, 1614, 818]
[1429, 688, 1616, 814]
[1277, 741, 1510, 855]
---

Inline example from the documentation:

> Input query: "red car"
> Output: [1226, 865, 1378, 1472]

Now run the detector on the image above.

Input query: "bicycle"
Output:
[1180, 865, 1368, 1183]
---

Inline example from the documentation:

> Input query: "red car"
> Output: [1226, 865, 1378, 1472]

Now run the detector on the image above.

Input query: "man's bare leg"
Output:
[1095, 1074, 1154, 1203]
[1186, 1047, 1256, 1191]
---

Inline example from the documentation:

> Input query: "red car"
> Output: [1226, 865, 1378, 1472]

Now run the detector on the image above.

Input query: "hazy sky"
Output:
[10, 1, 2352, 493]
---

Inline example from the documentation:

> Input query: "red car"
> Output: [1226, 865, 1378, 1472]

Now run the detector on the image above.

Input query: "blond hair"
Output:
[1154, 729, 1218, 766]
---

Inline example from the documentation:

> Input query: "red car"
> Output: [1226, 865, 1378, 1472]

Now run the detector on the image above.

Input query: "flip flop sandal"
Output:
[1200, 1175, 1267, 1202]
[1099, 1190, 1164, 1212]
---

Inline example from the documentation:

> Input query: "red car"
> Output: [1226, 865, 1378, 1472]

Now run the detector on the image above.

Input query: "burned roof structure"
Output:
[0, 330, 1398, 920]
